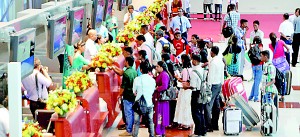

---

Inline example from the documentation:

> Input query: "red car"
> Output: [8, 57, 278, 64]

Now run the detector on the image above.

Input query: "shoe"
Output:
[292, 64, 296, 67]
[204, 18, 207, 21]
[118, 124, 126, 130]
[119, 131, 132, 136]
[188, 134, 200, 137]
[279, 98, 285, 102]
[206, 129, 213, 132]
[248, 98, 253, 101]
[254, 99, 260, 102]
[200, 133, 207, 136]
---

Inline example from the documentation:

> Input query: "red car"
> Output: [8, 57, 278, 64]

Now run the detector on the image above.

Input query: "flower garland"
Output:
[91, 43, 122, 69]
[46, 89, 78, 117]
[99, 43, 122, 57]
[65, 71, 93, 94]
[116, 0, 168, 43]
[22, 118, 43, 137]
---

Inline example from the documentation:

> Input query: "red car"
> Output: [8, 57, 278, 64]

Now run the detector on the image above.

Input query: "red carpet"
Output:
[188, 14, 282, 42]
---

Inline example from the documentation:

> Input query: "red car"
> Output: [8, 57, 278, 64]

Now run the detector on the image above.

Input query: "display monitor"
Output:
[47, 14, 67, 59]
[68, 7, 85, 45]
[92, 0, 106, 29]
[117, 0, 127, 11]
[10, 28, 36, 79]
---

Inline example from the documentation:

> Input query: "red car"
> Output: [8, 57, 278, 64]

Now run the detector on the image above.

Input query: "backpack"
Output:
[248, 44, 261, 65]
[193, 70, 212, 104]
[145, 44, 161, 65]
[159, 40, 176, 55]
[266, 64, 285, 95]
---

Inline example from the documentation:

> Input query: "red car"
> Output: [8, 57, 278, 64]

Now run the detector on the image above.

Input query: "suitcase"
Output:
[223, 107, 242, 135]
[35, 110, 55, 133]
[229, 93, 260, 130]
[222, 77, 248, 102]
[285, 70, 292, 95]
[261, 103, 278, 136]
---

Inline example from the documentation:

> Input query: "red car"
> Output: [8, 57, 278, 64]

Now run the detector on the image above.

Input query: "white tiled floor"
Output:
[104, 38, 300, 136]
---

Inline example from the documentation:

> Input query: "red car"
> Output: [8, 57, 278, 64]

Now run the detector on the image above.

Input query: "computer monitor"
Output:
[68, 6, 85, 45]
[47, 14, 67, 59]
[92, 0, 107, 29]
[10, 28, 36, 79]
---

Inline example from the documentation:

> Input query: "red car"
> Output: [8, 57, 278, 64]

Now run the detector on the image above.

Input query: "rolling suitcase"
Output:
[229, 93, 260, 130]
[223, 107, 242, 135]
[222, 77, 248, 102]
[285, 70, 292, 95]
[261, 103, 278, 136]
[35, 110, 55, 133]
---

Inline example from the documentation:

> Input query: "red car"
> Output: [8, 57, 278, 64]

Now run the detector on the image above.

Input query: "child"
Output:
[260, 50, 277, 103]
[172, 30, 189, 56]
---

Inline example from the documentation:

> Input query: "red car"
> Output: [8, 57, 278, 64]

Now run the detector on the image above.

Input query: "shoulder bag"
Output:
[133, 78, 150, 115]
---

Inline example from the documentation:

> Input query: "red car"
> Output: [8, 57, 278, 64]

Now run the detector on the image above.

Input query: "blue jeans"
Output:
[123, 99, 134, 133]
[262, 92, 274, 104]
[214, 4, 222, 19]
[191, 90, 206, 135]
[133, 108, 155, 137]
[205, 84, 221, 130]
[249, 65, 262, 101]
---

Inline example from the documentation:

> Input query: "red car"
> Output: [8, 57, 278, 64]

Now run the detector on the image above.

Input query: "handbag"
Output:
[132, 78, 150, 115]
[224, 46, 233, 65]
[222, 13, 234, 38]
[159, 74, 177, 101]
[272, 42, 290, 72]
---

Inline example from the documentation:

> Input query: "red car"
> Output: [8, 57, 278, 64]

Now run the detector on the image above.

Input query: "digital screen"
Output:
[21, 55, 34, 79]
[72, 8, 84, 44]
[53, 16, 67, 54]
[95, 0, 105, 27]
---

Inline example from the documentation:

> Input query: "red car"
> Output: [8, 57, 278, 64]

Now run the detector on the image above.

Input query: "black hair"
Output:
[269, 32, 277, 48]
[124, 47, 133, 54]
[260, 50, 270, 59]
[74, 40, 85, 49]
[192, 54, 201, 62]
[86, 27, 92, 35]
[181, 54, 192, 68]
[253, 20, 260, 26]
[140, 61, 149, 74]
[295, 8, 300, 13]
[138, 50, 147, 59]
[283, 13, 289, 20]
[228, 4, 236, 11]
[253, 36, 262, 44]
[197, 39, 206, 49]
[211, 46, 219, 55]
[141, 25, 148, 31]
[240, 19, 248, 25]
[162, 46, 171, 54]
[125, 56, 135, 67]
[157, 61, 173, 80]
[160, 26, 167, 31]
[223, 35, 240, 64]
[136, 35, 146, 42]
[191, 34, 199, 40]
[161, 53, 171, 61]
[156, 13, 163, 20]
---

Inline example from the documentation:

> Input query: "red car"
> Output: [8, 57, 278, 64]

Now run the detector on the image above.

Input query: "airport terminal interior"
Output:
[1, 0, 300, 137]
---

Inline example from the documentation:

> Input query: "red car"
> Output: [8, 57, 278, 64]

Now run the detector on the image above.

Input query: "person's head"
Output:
[156, 29, 164, 39]
[138, 50, 147, 61]
[128, 5, 134, 13]
[253, 20, 260, 31]
[240, 19, 248, 29]
[155, 13, 163, 22]
[139, 61, 150, 74]
[95, 35, 102, 44]
[260, 50, 270, 62]
[88, 29, 97, 41]
[34, 58, 42, 70]
[191, 34, 199, 44]
[156, 61, 168, 73]
[123, 47, 133, 57]
[253, 36, 262, 44]
[140, 25, 148, 34]
[283, 13, 289, 20]
[162, 46, 171, 54]
[181, 54, 192, 68]
[174, 31, 182, 40]
[125, 56, 134, 67]
[210, 46, 219, 57]
[161, 53, 171, 62]
[197, 39, 206, 50]
[191, 54, 201, 66]
[74, 40, 86, 52]
[269, 32, 277, 42]
[136, 35, 146, 46]
[295, 8, 300, 16]
[178, 8, 184, 16]
[228, 4, 236, 11]
[159, 26, 167, 33]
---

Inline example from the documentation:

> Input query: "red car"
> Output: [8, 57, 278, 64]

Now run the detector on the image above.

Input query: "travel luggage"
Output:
[223, 107, 242, 135]
[285, 70, 292, 95]
[229, 93, 260, 130]
[35, 110, 55, 133]
[261, 103, 278, 136]
[222, 77, 248, 102]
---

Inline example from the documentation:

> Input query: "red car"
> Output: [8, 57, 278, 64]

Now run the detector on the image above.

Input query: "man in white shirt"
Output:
[84, 29, 98, 62]
[136, 35, 153, 65]
[155, 30, 173, 58]
[170, 8, 192, 39]
[228, 0, 238, 12]
[289, 8, 300, 23]
[124, 5, 139, 25]
[22, 58, 54, 118]
[183, 54, 206, 137]
[250, 20, 264, 44]
[95, 24, 109, 42]
[279, 13, 294, 65]
[206, 46, 224, 132]
[140, 25, 154, 49]
[0, 99, 9, 137]
[132, 62, 155, 137]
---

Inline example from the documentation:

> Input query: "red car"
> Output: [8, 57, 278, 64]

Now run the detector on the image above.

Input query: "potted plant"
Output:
[65, 71, 94, 96]
[46, 89, 78, 117]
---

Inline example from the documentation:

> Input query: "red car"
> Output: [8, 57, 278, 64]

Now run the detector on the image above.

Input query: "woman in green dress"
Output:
[62, 44, 75, 89]
[151, 13, 165, 40]
[72, 41, 92, 72]
[105, 9, 118, 43]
